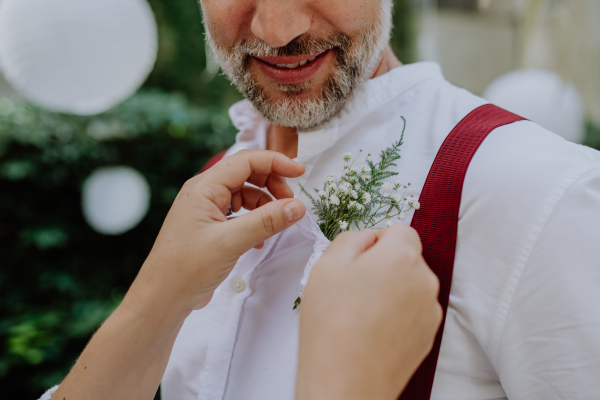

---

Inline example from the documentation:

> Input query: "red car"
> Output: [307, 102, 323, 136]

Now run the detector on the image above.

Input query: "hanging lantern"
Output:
[82, 167, 151, 235]
[483, 68, 586, 143]
[0, 0, 158, 115]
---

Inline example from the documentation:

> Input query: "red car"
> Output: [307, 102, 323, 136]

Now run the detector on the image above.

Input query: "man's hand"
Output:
[297, 226, 443, 400]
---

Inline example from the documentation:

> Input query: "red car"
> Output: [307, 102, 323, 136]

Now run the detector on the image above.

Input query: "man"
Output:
[163, 0, 600, 399]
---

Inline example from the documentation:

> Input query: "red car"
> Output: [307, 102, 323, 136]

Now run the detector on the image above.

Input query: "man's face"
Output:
[201, 0, 393, 129]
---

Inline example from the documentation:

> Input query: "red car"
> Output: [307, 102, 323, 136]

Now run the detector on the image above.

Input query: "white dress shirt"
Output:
[159, 62, 600, 400]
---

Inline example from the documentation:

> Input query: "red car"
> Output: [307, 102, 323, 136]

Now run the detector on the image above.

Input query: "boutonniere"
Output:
[294, 117, 419, 309]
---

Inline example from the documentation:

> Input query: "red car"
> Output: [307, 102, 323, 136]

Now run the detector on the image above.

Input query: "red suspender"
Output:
[197, 150, 227, 175]
[400, 104, 526, 400]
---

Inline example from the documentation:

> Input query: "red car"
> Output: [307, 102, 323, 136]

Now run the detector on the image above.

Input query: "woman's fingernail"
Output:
[284, 200, 304, 223]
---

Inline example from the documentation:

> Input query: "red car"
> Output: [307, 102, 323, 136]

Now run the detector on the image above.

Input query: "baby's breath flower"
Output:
[349, 201, 357, 209]
[399, 212, 406, 221]
[381, 182, 393, 194]
[350, 190, 358, 199]
[326, 174, 336, 183]
[318, 190, 327, 199]
[362, 192, 371, 204]
[350, 166, 359, 174]
[356, 203, 364, 211]
[394, 180, 402, 188]
[343, 152, 352, 161]
[408, 199, 421, 210]
[339, 221, 349, 230]
[327, 183, 337, 192]
[386, 220, 394, 227]
[391, 193, 402, 203]
[329, 195, 340, 206]
[354, 182, 361, 190]
[362, 165, 371, 173]
[363, 175, 372, 182]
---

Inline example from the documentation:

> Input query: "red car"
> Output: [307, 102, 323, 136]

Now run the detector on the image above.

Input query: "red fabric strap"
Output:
[400, 104, 525, 400]
[197, 150, 227, 175]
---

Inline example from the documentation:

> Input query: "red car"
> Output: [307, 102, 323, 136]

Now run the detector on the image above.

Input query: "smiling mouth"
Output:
[252, 50, 332, 85]
[261, 56, 318, 69]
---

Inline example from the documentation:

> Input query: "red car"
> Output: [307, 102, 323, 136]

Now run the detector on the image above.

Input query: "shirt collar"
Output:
[227, 62, 445, 161]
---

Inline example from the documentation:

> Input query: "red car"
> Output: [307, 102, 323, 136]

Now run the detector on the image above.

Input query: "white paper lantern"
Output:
[483, 69, 586, 143]
[0, 0, 158, 115]
[82, 167, 151, 235]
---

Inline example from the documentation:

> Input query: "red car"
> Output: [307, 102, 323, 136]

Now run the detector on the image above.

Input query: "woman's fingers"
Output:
[319, 229, 377, 267]
[240, 186, 273, 211]
[219, 199, 306, 254]
[203, 150, 305, 191]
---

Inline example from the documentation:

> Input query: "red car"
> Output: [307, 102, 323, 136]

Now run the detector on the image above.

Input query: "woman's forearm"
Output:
[52, 281, 191, 400]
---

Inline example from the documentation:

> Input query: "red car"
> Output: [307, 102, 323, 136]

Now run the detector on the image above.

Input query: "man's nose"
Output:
[251, 0, 311, 48]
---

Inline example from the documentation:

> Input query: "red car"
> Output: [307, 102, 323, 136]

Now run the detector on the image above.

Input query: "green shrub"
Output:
[0, 91, 235, 398]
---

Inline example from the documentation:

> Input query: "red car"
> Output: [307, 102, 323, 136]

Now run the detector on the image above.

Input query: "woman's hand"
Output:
[296, 226, 443, 400]
[52, 150, 305, 400]
[127, 149, 306, 314]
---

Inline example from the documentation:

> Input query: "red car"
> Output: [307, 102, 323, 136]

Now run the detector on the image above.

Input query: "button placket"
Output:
[197, 236, 280, 400]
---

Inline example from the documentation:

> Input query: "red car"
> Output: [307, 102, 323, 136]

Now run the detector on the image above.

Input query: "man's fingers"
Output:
[320, 229, 377, 266]
[221, 199, 306, 253]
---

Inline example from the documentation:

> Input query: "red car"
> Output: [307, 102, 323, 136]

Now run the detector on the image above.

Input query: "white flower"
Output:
[326, 174, 337, 183]
[363, 175, 371, 182]
[349, 201, 357, 209]
[339, 220, 349, 230]
[362, 165, 371, 173]
[318, 190, 327, 199]
[354, 182, 361, 190]
[329, 195, 340, 205]
[327, 183, 338, 192]
[381, 182, 393, 194]
[362, 192, 371, 204]
[350, 190, 358, 199]
[339, 181, 351, 194]
[391, 193, 402, 203]
[399, 212, 406, 221]
[356, 203, 364, 211]
[408, 199, 421, 210]
[386, 220, 394, 227]
[350, 166, 359, 174]
[394, 180, 402, 188]
[343, 152, 352, 161]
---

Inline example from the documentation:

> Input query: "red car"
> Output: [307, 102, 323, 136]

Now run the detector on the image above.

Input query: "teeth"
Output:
[271, 56, 317, 69]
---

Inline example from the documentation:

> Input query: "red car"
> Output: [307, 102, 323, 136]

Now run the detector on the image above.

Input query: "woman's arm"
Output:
[51, 150, 307, 400]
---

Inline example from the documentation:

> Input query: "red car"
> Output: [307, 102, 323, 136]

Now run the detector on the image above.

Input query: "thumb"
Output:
[224, 199, 306, 254]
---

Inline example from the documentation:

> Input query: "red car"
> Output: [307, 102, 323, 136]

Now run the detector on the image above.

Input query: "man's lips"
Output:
[252, 50, 332, 85]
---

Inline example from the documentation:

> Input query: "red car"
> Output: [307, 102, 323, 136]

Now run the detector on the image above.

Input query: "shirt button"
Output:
[230, 278, 246, 293]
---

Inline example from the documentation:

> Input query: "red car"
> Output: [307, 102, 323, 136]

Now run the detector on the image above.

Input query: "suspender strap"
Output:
[401, 104, 526, 400]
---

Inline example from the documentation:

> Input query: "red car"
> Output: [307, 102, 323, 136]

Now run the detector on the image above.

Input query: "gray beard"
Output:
[204, 1, 393, 130]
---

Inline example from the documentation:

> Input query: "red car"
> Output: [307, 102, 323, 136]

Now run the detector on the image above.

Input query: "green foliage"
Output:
[0, 92, 235, 398]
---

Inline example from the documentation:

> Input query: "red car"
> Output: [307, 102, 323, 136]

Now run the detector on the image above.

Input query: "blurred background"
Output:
[0, 0, 598, 398]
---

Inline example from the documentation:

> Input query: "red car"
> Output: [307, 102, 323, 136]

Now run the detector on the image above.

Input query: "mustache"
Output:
[236, 32, 352, 58]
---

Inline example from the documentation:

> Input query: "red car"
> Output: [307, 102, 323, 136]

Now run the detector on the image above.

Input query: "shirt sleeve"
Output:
[38, 385, 59, 400]
[497, 167, 600, 399]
